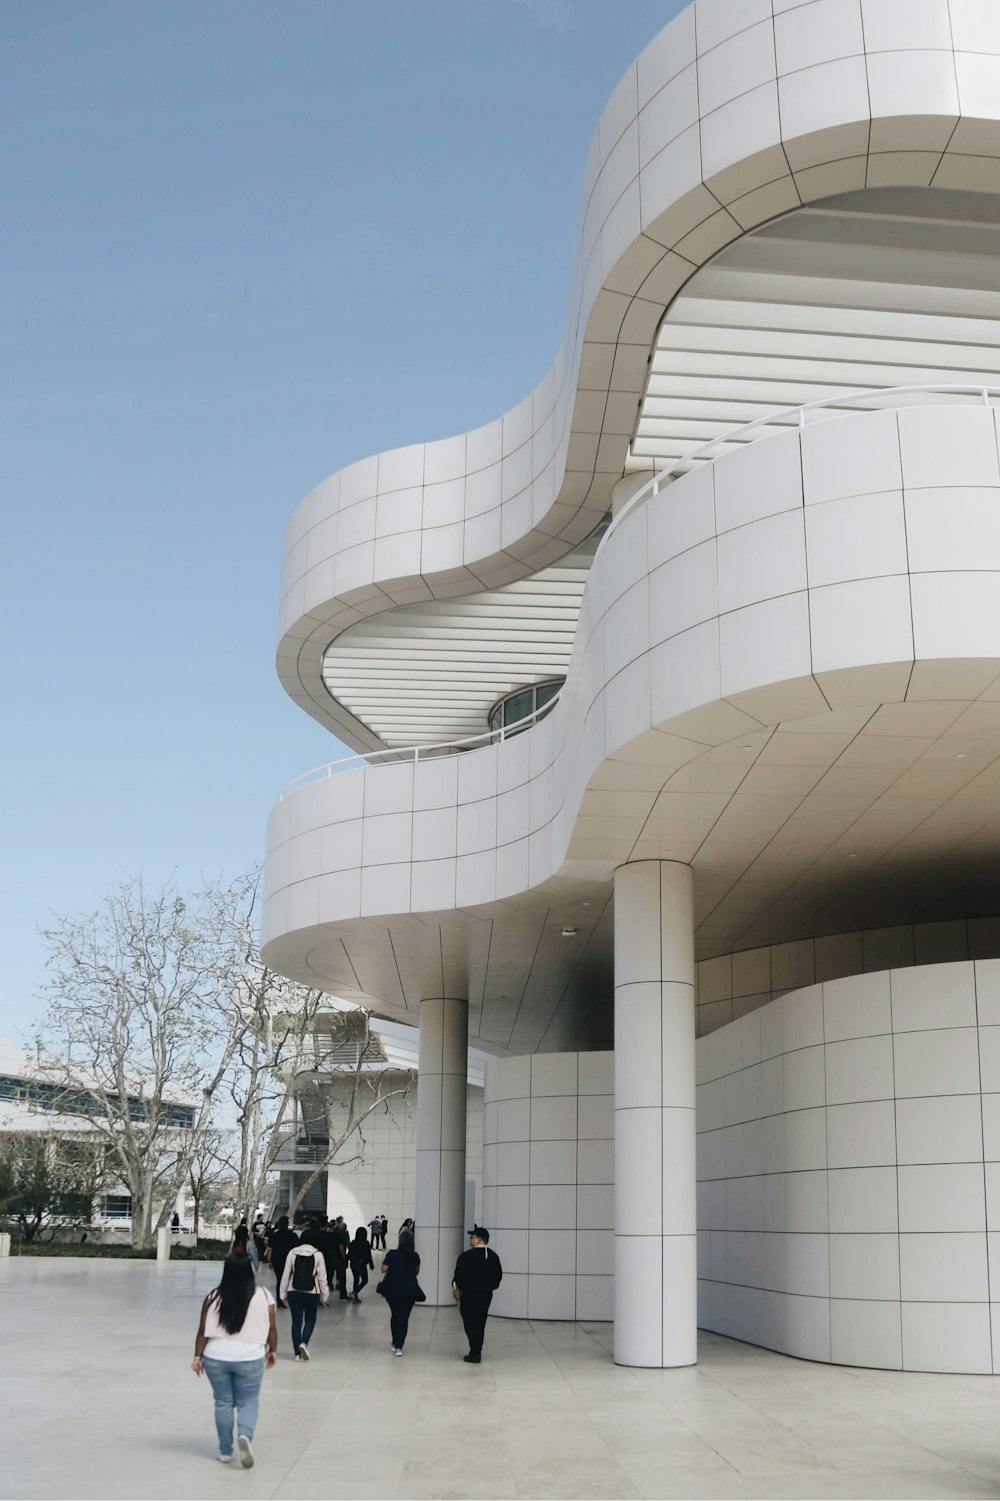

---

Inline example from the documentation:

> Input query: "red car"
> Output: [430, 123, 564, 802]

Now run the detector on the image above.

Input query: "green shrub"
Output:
[7, 1238, 227, 1260]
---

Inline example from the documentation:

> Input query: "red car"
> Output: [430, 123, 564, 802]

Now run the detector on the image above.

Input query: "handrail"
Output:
[602, 381, 1000, 553]
[278, 382, 999, 798]
[277, 692, 565, 798]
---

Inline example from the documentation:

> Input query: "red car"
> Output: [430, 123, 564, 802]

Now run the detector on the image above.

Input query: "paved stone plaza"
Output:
[5, 1260, 1000, 1499]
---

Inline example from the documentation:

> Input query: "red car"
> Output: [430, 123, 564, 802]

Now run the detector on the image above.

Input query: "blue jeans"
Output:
[203, 1356, 264, 1455]
[286, 1290, 319, 1353]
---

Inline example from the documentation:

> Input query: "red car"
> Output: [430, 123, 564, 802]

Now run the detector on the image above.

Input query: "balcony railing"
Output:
[278, 382, 1000, 798]
[271, 1132, 330, 1167]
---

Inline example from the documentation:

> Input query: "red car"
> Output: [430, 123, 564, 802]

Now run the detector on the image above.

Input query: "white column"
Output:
[415, 996, 469, 1304]
[614, 860, 697, 1368]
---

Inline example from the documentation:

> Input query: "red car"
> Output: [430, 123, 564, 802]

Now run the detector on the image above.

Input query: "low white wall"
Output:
[483, 1052, 613, 1320]
[697, 959, 1000, 1373]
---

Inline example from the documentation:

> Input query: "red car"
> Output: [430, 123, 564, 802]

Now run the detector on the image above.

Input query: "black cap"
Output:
[467, 1225, 489, 1242]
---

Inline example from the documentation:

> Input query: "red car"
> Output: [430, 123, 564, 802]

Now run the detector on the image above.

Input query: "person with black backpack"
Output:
[279, 1227, 329, 1360]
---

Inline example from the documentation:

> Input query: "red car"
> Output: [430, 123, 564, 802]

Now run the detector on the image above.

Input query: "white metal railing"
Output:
[279, 382, 999, 798]
[278, 693, 563, 798]
[604, 381, 1000, 552]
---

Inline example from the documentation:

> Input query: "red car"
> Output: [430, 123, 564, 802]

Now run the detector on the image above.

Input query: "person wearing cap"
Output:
[452, 1226, 503, 1364]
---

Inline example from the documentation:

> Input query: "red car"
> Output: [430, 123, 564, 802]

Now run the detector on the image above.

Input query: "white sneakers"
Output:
[216, 1452, 232, 1464]
[393, 1348, 403, 1357]
[297, 1344, 310, 1361]
[238, 1435, 254, 1469]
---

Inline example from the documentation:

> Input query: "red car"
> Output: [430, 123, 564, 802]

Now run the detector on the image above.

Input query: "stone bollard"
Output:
[156, 1226, 171, 1262]
[0, 1232, 10, 1258]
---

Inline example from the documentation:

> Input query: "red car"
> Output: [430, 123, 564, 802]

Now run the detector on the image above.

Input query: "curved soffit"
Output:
[276, 0, 1000, 751]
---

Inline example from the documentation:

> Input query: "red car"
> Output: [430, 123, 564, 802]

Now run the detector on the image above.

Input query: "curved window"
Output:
[488, 679, 565, 739]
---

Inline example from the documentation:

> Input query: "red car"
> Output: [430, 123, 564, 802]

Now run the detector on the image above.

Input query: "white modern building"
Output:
[272, 1015, 485, 1231]
[263, 0, 1000, 1373]
[0, 1036, 194, 1227]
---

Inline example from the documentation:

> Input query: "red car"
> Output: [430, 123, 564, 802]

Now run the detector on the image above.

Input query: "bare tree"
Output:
[32, 875, 261, 1249]
[187, 1127, 233, 1239]
[222, 970, 327, 1222]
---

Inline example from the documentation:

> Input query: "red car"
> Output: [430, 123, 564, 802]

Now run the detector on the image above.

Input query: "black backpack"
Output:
[291, 1251, 315, 1292]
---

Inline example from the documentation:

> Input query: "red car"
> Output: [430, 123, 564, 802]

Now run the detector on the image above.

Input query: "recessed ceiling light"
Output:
[560, 927, 577, 938]
[742, 745, 753, 751]
[956, 752, 967, 759]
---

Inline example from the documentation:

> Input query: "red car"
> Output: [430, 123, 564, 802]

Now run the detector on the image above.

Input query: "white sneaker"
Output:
[393, 1347, 403, 1357]
[298, 1344, 310, 1362]
[238, 1435, 254, 1469]
[217, 1452, 233, 1464]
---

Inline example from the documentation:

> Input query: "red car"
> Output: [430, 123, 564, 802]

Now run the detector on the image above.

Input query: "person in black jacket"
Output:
[331, 1216, 350, 1299]
[380, 1229, 423, 1355]
[452, 1226, 503, 1364]
[266, 1216, 298, 1309]
[349, 1226, 374, 1301]
[313, 1217, 340, 1297]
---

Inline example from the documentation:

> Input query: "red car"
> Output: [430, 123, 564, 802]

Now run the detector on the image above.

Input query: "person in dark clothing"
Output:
[379, 1215, 388, 1249]
[331, 1216, 350, 1299]
[452, 1226, 503, 1364]
[368, 1214, 384, 1251]
[380, 1229, 424, 1355]
[349, 1227, 374, 1301]
[313, 1218, 340, 1295]
[267, 1215, 298, 1309]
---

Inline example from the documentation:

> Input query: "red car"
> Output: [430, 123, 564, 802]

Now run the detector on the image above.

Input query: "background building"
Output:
[263, 0, 1000, 1373]
[271, 1015, 485, 1231]
[0, 1035, 194, 1230]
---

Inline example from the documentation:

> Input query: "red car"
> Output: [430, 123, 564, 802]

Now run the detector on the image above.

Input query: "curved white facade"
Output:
[265, 1, 1000, 1368]
[277, 0, 1000, 748]
[698, 958, 1000, 1374]
[265, 405, 1000, 1008]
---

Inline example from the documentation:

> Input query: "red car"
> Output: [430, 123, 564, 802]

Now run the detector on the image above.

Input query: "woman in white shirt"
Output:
[192, 1254, 277, 1468]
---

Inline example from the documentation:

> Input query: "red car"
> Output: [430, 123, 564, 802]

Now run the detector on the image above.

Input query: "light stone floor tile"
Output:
[5, 1259, 1000, 1499]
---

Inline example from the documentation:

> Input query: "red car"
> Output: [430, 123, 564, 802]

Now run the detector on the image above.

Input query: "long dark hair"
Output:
[210, 1253, 257, 1334]
[398, 1228, 416, 1257]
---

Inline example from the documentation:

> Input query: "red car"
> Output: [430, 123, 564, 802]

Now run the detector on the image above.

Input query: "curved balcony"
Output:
[264, 401, 1000, 1050]
[276, 0, 1000, 750]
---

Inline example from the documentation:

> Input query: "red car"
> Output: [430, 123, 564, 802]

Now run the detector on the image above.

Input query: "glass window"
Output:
[503, 691, 533, 728]
[536, 681, 560, 709]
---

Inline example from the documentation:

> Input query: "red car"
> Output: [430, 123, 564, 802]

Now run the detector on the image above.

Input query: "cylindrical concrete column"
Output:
[613, 860, 696, 1368]
[415, 996, 469, 1304]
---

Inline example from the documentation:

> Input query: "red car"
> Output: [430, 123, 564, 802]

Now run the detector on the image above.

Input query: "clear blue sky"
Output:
[1, 0, 683, 1037]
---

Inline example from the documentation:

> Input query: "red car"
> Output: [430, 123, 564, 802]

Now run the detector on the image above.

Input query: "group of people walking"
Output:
[192, 1212, 502, 1466]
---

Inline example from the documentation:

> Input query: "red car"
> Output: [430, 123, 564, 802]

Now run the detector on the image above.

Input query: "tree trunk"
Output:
[131, 1173, 155, 1251]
